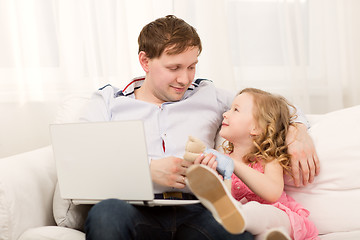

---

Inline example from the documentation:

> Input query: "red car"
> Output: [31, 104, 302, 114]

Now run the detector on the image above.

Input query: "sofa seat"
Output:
[19, 226, 85, 240]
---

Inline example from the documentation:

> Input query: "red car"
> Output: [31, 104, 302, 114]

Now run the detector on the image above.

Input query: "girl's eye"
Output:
[234, 108, 239, 112]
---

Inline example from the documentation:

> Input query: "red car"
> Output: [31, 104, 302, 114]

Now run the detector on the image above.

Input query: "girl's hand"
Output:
[193, 153, 223, 180]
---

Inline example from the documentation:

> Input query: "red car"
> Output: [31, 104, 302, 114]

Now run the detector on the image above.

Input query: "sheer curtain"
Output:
[0, 0, 359, 113]
[0, 0, 172, 103]
[212, 0, 360, 114]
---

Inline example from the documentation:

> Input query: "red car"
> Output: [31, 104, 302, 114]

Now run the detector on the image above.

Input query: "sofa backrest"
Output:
[0, 101, 58, 158]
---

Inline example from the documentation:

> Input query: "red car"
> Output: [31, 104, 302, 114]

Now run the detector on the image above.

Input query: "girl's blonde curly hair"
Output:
[222, 88, 297, 175]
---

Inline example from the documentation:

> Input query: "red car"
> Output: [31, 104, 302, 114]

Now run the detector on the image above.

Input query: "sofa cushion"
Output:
[52, 93, 93, 230]
[0, 146, 57, 240]
[285, 105, 360, 235]
[53, 93, 93, 124]
[19, 226, 85, 240]
[319, 230, 360, 240]
[53, 182, 92, 231]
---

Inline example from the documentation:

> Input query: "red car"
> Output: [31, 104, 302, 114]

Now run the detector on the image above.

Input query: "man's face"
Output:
[145, 47, 199, 104]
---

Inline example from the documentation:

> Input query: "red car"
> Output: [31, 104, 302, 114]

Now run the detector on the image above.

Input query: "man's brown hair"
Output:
[138, 15, 202, 59]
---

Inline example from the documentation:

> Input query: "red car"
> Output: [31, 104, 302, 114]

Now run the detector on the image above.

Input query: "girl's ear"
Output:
[250, 125, 262, 136]
[139, 51, 150, 73]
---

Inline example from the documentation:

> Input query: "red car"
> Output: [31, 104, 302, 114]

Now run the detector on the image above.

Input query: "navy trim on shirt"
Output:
[98, 84, 112, 91]
[194, 78, 212, 85]
[115, 91, 125, 97]
[102, 78, 212, 98]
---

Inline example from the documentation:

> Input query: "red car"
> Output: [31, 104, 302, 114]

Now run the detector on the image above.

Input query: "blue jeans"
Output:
[85, 199, 254, 240]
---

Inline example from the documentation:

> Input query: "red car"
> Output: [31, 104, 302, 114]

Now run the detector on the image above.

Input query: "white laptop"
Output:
[50, 120, 199, 206]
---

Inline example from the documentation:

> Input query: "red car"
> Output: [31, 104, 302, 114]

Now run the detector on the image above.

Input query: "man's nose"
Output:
[176, 70, 191, 86]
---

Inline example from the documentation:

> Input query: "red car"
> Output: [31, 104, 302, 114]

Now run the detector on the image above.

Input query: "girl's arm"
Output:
[233, 160, 284, 203]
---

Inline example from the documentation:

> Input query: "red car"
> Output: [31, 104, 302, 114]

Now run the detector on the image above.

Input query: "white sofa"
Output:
[1, 95, 360, 240]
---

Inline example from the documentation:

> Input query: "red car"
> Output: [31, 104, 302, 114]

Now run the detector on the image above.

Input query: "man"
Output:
[82, 15, 319, 240]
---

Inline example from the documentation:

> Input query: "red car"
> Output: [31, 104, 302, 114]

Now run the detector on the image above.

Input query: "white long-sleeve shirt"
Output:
[79, 77, 309, 193]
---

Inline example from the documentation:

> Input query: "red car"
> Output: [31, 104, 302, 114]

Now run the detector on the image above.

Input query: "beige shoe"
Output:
[265, 228, 292, 240]
[186, 164, 245, 234]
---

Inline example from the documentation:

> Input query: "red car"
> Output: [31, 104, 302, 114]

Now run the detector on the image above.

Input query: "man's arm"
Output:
[286, 123, 320, 187]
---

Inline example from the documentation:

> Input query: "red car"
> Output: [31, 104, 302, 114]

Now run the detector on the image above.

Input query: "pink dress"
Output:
[231, 161, 319, 240]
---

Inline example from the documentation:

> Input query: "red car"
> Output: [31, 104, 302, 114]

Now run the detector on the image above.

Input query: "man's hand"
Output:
[150, 156, 192, 189]
[286, 123, 320, 187]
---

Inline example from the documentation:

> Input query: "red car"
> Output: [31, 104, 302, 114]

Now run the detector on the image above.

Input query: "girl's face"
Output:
[220, 93, 259, 145]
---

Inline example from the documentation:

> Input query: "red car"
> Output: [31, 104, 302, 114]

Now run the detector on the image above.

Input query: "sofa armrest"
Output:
[0, 146, 57, 240]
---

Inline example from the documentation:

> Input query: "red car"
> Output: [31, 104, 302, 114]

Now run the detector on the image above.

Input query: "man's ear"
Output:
[139, 51, 150, 73]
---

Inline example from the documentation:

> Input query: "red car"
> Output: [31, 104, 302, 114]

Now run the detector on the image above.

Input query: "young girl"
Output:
[186, 88, 319, 240]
